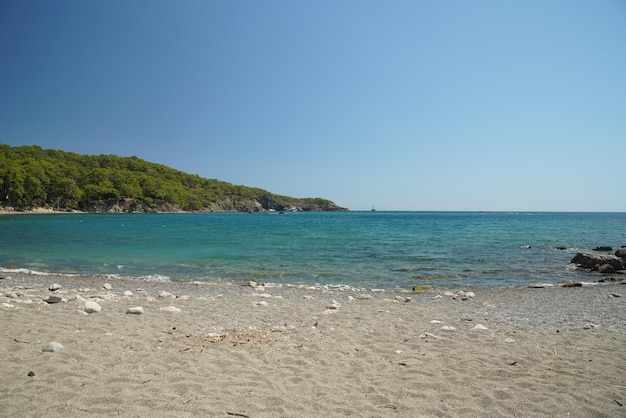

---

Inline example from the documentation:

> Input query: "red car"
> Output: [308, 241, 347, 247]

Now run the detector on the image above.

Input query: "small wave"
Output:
[276, 282, 370, 292]
[102, 274, 121, 279]
[136, 274, 171, 282]
[0, 267, 33, 274]
[322, 283, 368, 292]
[283, 283, 369, 292]
[0, 267, 79, 277]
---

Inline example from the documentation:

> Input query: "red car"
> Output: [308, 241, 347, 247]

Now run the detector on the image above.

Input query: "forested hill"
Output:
[0, 145, 347, 213]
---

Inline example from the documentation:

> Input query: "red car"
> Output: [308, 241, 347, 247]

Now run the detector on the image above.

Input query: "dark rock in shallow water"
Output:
[557, 280, 582, 287]
[554, 246, 567, 251]
[593, 246, 613, 252]
[570, 252, 626, 271]
[615, 247, 626, 259]
[597, 264, 616, 274]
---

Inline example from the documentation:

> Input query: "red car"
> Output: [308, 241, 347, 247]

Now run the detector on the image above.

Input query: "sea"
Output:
[1, 211, 624, 290]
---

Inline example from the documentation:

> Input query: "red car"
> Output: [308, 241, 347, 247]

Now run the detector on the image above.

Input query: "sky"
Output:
[1, 0, 625, 212]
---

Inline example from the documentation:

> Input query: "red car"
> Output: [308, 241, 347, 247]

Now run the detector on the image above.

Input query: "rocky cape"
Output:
[0, 145, 348, 213]
[1, 197, 348, 214]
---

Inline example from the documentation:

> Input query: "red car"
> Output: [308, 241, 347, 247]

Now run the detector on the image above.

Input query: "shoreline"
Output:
[2, 263, 625, 287]
[3, 269, 625, 333]
[1, 270, 625, 417]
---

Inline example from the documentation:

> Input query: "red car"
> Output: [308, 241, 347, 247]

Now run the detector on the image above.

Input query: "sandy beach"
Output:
[1, 272, 624, 417]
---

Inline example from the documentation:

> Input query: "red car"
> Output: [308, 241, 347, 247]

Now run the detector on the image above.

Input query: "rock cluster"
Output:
[1, 280, 185, 318]
[570, 247, 626, 275]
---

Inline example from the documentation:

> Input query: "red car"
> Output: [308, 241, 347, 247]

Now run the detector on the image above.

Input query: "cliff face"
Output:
[76, 197, 347, 213]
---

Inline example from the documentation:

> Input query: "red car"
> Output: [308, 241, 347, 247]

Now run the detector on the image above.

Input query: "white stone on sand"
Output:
[327, 300, 341, 309]
[42, 342, 63, 352]
[82, 301, 102, 313]
[126, 307, 144, 315]
[159, 306, 181, 313]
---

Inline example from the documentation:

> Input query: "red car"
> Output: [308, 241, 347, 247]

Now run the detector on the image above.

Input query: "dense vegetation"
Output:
[0, 145, 347, 213]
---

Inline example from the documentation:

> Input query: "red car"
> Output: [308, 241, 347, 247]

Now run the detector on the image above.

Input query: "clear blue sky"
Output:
[1, 0, 625, 211]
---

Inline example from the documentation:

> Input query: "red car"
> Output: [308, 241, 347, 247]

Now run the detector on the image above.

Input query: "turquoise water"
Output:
[1, 212, 624, 289]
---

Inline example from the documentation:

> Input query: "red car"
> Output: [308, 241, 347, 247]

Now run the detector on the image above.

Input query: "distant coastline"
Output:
[0, 145, 348, 214]
[0, 204, 346, 215]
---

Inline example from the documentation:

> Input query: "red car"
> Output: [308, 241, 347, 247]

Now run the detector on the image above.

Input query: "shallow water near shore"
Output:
[1, 211, 624, 289]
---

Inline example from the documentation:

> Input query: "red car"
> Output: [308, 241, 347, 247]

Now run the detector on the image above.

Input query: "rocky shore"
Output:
[0, 196, 349, 214]
[569, 246, 626, 275]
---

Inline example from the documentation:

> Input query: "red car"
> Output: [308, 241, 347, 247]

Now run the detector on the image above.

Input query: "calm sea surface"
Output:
[1, 212, 624, 289]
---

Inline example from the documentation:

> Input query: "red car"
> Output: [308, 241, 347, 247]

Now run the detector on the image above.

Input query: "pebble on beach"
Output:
[395, 295, 412, 303]
[442, 291, 475, 300]
[327, 300, 341, 309]
[126, 306, 144, 315]
[42, 342, 63, 353]
[159, 306, 181, 313]
[48, 283, 62, 291]
[82, 301, 102, 314]
[44, 296, 66, 304]
[557, 280, 583, 287]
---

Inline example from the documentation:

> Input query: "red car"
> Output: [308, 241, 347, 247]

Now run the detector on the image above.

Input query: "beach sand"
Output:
[1, 273, 625, 417]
